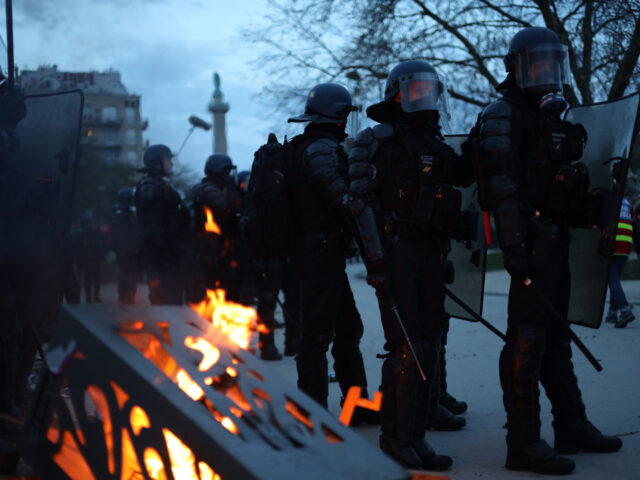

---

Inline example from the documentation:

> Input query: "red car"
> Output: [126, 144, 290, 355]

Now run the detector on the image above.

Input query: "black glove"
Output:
[503, 245, 529, 280]
[365, 260, 388, 288]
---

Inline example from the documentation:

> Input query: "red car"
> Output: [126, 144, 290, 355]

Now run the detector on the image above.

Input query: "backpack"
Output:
[244, 133, 311, 258]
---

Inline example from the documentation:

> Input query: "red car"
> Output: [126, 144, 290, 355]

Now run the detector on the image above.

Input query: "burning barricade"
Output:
[22, 291, 407, 479]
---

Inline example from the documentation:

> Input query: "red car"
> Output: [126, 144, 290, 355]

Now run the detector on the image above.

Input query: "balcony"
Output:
[82, 114, 123, 126]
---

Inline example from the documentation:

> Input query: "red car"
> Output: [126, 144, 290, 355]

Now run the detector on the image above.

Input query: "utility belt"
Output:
[415, 183, 462, 233]
[383, 213, 449, 252]
[524, 212, 570, 272]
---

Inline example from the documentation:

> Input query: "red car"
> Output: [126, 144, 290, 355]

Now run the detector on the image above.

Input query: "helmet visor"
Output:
[513, 43, 569, 92]
[398, 71, 451, 130]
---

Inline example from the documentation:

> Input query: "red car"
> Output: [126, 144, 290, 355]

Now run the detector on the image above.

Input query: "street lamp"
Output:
[175, 115, 211, 158]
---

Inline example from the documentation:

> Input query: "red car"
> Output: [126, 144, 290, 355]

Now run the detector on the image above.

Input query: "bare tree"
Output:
[246, 0, 640, 129]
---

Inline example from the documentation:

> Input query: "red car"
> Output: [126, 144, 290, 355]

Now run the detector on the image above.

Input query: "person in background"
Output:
[110, 188, 139, 305]
[606, 196, 635, 328]
[135, 144, 189, 305]
[77, 210, 105, 303]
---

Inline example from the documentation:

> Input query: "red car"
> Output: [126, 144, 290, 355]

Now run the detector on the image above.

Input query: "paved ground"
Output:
[92, 266, 640, 479]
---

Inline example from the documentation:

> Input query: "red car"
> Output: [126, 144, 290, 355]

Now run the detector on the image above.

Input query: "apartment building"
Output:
[19, 66, 147, 167]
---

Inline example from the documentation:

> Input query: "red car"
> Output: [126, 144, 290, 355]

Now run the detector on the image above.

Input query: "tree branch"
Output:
[580, 0, 594, 103]
[448, 87, 488, 107]
[609, 11, 640, 99]
[478, 0, 533, 27]
[410, 0, 500, 87]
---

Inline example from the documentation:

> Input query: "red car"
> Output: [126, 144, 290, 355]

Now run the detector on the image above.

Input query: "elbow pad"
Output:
[493, 198, 526, 250]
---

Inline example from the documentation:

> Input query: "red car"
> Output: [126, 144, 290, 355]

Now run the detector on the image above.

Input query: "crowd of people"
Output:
[114, 26, 626, 475]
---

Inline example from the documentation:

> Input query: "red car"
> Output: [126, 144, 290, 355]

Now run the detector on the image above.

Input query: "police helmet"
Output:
[143, 144, 173, 170]
[504, 27, 569, 93]
[368, 60, 450, 128]
[288, 83, 358, 124]
[205, 154, 235, 176]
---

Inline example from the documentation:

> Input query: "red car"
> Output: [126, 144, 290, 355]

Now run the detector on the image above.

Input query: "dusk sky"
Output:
[1, 0, 306, 176]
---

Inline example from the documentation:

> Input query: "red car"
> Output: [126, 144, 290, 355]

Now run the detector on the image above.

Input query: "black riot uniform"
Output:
[288, 83, 372, 411]
[110, 188, 139, 304]
[135, 144, 189, 305]
[471, 27, 622, 475]
[188, 154, 243, 304]
[348, 60, 473, 471]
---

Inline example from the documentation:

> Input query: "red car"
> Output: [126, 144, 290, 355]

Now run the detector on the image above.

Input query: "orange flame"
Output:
[176, 369, 205, 401]
[191, 289, 261, 350]
[184, 336, 220, 371]
[203, 207, 221, 235]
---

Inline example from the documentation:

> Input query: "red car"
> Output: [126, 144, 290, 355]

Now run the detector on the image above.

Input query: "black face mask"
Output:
[405, 110, 440, 128]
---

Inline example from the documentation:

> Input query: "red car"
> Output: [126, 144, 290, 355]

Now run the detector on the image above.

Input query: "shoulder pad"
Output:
[371, 124, 394, 140]
[481, 100, 513, 119]
[304, 137, 339, 157]
[137, 176, 163, 193]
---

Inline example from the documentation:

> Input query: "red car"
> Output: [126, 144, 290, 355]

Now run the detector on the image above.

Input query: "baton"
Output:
[525, 278, 603, 372]
[389, 303, 427, 382]
[445, 287, 507, 341]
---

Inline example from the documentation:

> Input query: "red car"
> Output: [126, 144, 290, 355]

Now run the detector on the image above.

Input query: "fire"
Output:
[190, 289, 262, 350]
[176, 369, 205, 401]
[203, 207, 221, 234]
[184, 336, 220, 371]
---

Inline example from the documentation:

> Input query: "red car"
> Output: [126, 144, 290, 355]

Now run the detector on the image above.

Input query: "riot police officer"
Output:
[288, 83, 374, 416]
[189, 154, 243, 302]
[471, 27, 622, 474]
[110, 187, 139, 304]
[135, 144, 189, 305]
[348, 60, 474, 470]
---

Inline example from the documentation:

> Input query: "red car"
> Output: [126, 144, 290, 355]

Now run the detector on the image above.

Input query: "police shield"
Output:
[0, 91, 83, 254]
[564, 92, 640, 328]
[443, 134, 487, 321]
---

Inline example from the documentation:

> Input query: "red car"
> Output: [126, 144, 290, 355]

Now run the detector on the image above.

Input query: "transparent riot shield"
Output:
[443, 134, 487, 321]
[564, 92, 640, 328]
[0, 90, 83, 256]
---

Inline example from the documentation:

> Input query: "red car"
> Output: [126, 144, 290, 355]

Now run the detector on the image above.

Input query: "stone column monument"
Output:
[207, 72, 230, 154]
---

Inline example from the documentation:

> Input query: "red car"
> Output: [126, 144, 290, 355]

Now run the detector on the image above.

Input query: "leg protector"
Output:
[295, 330, 332, 407]
[500, 323, 545, 448]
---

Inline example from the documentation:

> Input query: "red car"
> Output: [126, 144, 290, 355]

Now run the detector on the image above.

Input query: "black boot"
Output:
[541, 336, 622, 454]
[427, 403, 466, 431]
[440, 391, 468, 416]
[412, 438, 452, 471]
[379, 434, 422, 469]
[554, 420, 622, 454]
[506, 439, 575, 475]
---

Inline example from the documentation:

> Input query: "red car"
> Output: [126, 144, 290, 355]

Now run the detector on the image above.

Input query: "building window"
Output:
[102, 106, 117, 122]
[104, 127, 119, 143]
[127, 150, 138, 164]
[125, 107, 136, 123]
[83, 104, 93, 121]
[125, 129, 136, 146]
[105, 149, 119, 163]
